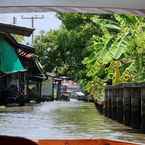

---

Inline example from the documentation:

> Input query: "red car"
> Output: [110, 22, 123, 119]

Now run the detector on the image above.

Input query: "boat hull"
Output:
[0, 136, 141, 145]
[38, 139, 140, 145]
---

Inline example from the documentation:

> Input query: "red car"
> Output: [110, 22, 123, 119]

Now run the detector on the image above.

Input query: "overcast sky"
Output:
[0, 12, 62, 44]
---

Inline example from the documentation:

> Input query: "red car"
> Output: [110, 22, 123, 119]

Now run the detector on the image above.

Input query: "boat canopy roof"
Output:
[0, 0, 145, 16]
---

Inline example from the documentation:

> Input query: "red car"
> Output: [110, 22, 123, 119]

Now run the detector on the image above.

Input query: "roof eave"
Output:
[0, 23, 34, 36]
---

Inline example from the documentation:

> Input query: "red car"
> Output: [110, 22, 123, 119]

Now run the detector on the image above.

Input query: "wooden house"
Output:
[0, 23, 46, 105]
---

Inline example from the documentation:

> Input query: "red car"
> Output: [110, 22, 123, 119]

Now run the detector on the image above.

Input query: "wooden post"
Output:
[123, 84, 131, 126]
[57, 80, 62, 100]
[26, 77, 29, 97]
[130, 84, 141, 129]
[52, 80, 55, 100]
[112, 86, 117, 120]
[105, 87, 109, 117]
[108, 86, 112, 118]
[117, 84, 123, 123]
[39, 82, 41, 98]
[141, 84, 145, 131]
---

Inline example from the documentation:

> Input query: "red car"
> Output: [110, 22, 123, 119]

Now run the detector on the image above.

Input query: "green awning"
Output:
[0, 36, 26, 74]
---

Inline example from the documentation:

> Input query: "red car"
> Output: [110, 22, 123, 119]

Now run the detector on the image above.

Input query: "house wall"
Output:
[42, 77, 53, 97]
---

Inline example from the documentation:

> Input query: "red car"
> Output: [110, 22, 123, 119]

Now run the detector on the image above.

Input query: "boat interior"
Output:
[0, 1, 144, 145]
[0, 136, 140, 145]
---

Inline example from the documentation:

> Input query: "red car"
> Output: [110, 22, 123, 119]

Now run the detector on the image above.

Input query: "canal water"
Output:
[0, 100, 145, 144]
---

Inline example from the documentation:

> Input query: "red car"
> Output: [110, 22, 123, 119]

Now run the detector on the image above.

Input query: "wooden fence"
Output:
[105, 83, 145, 131]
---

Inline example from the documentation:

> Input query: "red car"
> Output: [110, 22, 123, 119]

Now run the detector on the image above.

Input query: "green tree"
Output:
[34, 13, 145, 100]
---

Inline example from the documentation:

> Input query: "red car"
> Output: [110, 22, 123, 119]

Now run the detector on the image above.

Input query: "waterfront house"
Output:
[20, 53, 47, 102]
[0, 23, 47, 105]
[0, 23, 33, 105]
[41, 72, 55, 101]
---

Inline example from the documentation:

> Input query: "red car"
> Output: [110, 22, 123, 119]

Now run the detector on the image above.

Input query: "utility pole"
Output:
[13, 16, 17, 25]
[21, 15, 44, 43]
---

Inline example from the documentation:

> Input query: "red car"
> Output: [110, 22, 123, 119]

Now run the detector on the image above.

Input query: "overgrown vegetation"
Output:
[34, 13, 145, 100]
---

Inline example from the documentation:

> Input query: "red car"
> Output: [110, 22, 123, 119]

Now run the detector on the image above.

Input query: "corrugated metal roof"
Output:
[0, 23, 34, 36]
[0, 0, 145, 16]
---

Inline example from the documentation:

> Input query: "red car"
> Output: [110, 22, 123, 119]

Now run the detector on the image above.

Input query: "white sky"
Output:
[0, 12, 62, 44]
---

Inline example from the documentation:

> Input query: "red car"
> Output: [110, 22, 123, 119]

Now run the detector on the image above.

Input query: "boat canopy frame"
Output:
[0, 0, 145, 16]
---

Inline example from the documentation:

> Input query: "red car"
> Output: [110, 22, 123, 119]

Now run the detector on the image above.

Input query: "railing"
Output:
[105, 83, 145, 131]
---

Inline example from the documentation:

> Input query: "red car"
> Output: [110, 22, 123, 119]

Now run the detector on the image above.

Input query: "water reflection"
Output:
[0, 101, 145, 144]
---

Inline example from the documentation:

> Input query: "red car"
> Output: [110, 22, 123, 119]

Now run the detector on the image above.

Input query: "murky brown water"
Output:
[0, 100, 145, 144]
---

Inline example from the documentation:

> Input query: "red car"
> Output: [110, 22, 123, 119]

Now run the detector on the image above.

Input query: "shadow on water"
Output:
[0, 101, 144, 144]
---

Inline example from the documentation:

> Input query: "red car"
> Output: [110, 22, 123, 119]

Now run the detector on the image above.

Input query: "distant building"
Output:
[41, 73, 55, 101]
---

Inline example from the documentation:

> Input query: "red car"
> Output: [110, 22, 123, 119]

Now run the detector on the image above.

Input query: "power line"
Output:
[21, 15, 44, 43]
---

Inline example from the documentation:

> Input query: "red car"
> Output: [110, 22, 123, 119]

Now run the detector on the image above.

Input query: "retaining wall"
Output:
[105, 83, 145, 131]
